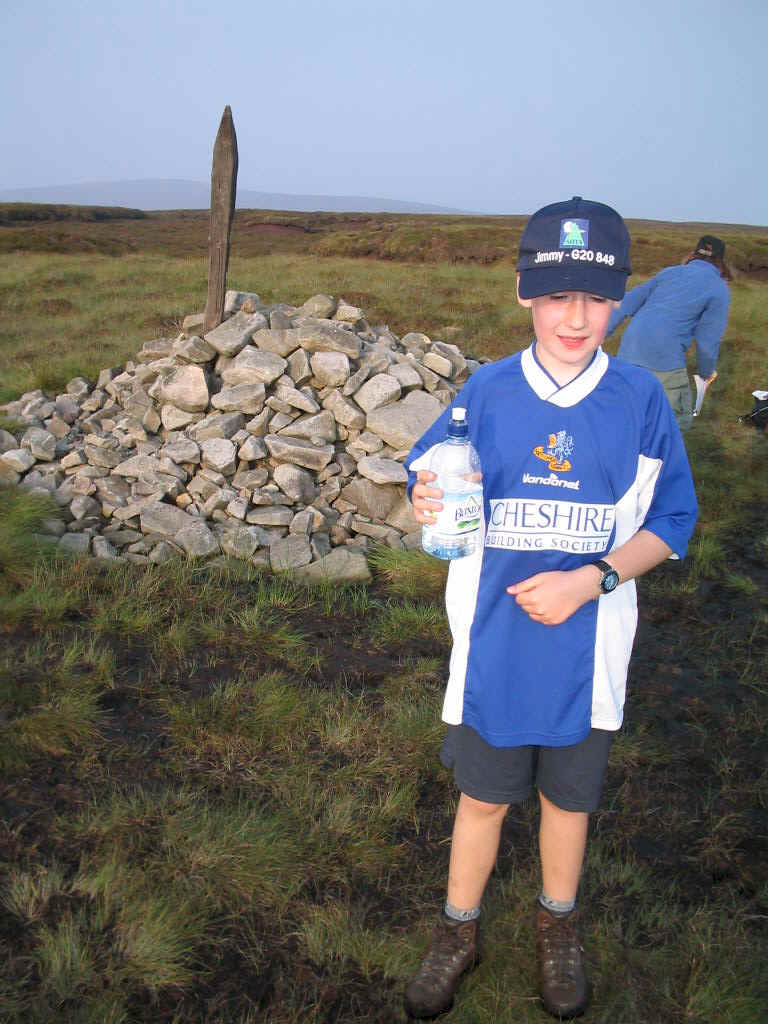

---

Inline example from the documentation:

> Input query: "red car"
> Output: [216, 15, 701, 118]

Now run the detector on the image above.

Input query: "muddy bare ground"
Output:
[1, 502, 766, 1022]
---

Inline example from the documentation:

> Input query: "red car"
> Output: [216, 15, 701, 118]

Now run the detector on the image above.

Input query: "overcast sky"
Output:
[1, 0, 764, 224]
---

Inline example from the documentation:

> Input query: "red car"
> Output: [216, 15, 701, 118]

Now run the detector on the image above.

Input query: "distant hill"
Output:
[0, 179, 468, 215]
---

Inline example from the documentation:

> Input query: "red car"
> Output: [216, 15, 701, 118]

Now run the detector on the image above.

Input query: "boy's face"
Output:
[516, 278, 618, 383]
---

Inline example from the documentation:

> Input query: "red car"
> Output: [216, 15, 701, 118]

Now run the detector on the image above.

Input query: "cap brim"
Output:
[518, 265, 628, 301]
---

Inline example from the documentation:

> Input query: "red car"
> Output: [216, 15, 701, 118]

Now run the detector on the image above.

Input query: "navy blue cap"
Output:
[517, 196, 631, 301]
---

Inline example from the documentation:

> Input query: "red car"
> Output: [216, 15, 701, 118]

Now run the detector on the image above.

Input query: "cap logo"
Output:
[560, 219, 589, 248]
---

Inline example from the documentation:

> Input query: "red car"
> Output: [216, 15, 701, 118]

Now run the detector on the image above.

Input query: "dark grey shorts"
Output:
[440, 724, 615, 812]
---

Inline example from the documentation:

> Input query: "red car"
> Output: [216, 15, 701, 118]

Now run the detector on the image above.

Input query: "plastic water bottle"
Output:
[422, 407, 483, 560]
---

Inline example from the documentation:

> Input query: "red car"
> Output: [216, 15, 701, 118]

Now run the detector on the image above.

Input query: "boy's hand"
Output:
[410, 470, 443, 525]
[507, 567, 599, 626]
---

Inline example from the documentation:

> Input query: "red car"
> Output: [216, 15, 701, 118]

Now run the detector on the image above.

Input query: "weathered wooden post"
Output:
[203, 105, 239, 333]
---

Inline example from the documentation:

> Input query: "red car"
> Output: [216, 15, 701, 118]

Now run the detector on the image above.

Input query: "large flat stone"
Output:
[310, 351, 350, 387]
[220, 346, 287, 387]
[300, 295, 337, 318]
[219, 524, 269, 559]
[224, 290, 261, 315]
[133, 472, 184, 499]
[298, 321, 361, 358]
[172, 335, 217, 363]
[252, 328, 301, 357]
[57, 533, 91, 556]
[0, 448, 36, 474]
[0, 428, 20, 453]
[161, 438, 201, 464]
[354, 373, 401, 413]
[338, 477, 399, 520]
[84, 440, 123, 469]
[21, 427, 57, 462]
[357, 456, 408, 485]
[232, 466, 270, 490]
[200, 438, 237, 476]
[274, 384, 321, 414]
[269, 534, 312, 571]
[112, 491, 166, 522]
[333, 300, 364, 323]
[389, 362, 423, 392]
[174, 519, 220, 558]
[278, 410, 337, 444]
[422, 351, 453, 378]
[246, 506, 294, 527]
[187, 412, 246, 441]
[292, 547, 371, 584]
[211, 382, 266, 414]
[287, 348, 312, 386]
[112, 454, 187, 480]
[160, 365, 210, 412]
[160, 405, 201, 431]
[237, 435, 268, 461]
[94, 476, 132, 505]
[140, 500, 196, 538]
[204, 311, 268, 356]
[365, 390, 443, 450]
[264, 435, 335, 472]
[321, 390, 366, 429]
[273, 463, 317, 503]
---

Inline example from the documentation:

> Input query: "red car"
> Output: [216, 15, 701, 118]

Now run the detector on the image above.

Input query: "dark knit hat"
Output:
[517, 196, 631, 301]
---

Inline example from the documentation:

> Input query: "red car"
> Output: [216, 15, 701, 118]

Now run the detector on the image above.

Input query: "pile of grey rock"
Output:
[0, 291, 481, 582]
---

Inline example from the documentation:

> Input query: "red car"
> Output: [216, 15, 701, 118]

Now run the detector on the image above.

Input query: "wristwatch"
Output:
[592, 559, 620, 594]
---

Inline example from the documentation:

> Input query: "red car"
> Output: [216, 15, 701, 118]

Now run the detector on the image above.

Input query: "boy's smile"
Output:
[516, 287, 617, 385]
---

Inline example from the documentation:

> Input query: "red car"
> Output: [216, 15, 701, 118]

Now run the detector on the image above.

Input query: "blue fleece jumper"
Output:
[606, 259, 730, 379]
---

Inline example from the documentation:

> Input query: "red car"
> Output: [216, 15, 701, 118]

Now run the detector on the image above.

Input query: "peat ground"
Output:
[1, 490, 766, 1022]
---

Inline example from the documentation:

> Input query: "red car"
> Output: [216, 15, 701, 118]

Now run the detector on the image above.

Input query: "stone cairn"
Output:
[0, 291, 481, 583]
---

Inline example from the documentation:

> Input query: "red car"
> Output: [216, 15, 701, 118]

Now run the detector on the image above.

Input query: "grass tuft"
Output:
[369, 544, 448, 601]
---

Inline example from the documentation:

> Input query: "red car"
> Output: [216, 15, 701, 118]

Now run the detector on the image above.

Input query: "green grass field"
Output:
[1, 206, 767, 1022]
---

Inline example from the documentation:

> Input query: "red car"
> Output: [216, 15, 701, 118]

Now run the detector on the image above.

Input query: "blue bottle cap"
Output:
[447, 407, 468, 438]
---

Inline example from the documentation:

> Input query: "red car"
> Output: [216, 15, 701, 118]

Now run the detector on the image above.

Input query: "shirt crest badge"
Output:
[533, 430, 574, 472]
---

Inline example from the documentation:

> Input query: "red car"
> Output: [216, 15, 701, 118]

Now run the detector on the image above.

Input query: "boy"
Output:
[403, 197, 697, 1020]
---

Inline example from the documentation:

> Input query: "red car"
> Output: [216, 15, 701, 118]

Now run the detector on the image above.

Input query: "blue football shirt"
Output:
[406, 343, 697, 748]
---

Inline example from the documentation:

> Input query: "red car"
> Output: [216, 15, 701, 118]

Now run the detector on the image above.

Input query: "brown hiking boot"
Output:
[404, 912, 479, 1019]
[536, 905, 590, 1019]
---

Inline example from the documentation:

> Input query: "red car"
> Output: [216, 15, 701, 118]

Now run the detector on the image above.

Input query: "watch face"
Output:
[601, 569, 619, 593]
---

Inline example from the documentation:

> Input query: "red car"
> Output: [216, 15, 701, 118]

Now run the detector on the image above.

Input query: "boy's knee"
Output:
[460, 793, 509, 819]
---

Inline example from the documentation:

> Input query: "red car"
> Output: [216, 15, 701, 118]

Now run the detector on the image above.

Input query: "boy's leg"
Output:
[534, 730, 614, 1020]
[406, 726, 537, 1018]
[538, 791, 588, 903]
[448, 792, 510, 910]
[536, 793, 591, 1019]
[405, 793, 507, 1019]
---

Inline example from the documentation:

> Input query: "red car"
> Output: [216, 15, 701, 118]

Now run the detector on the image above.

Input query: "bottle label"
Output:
[432, 488, 483, 536]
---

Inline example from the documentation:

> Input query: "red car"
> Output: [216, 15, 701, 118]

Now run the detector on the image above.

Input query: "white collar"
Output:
[521, 343, 609, 407]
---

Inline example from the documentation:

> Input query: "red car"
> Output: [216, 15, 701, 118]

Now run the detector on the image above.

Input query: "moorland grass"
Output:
[1, 212, 767, 1021]
[3, 205, 767, 273]
[2, 506, 765, 1021]
[3, 208, 766, 399]
[0, 250, 532, 401]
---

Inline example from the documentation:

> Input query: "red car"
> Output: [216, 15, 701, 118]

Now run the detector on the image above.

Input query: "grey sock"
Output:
[539, 892, 575, 916]
[444, 900, 481, 922]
